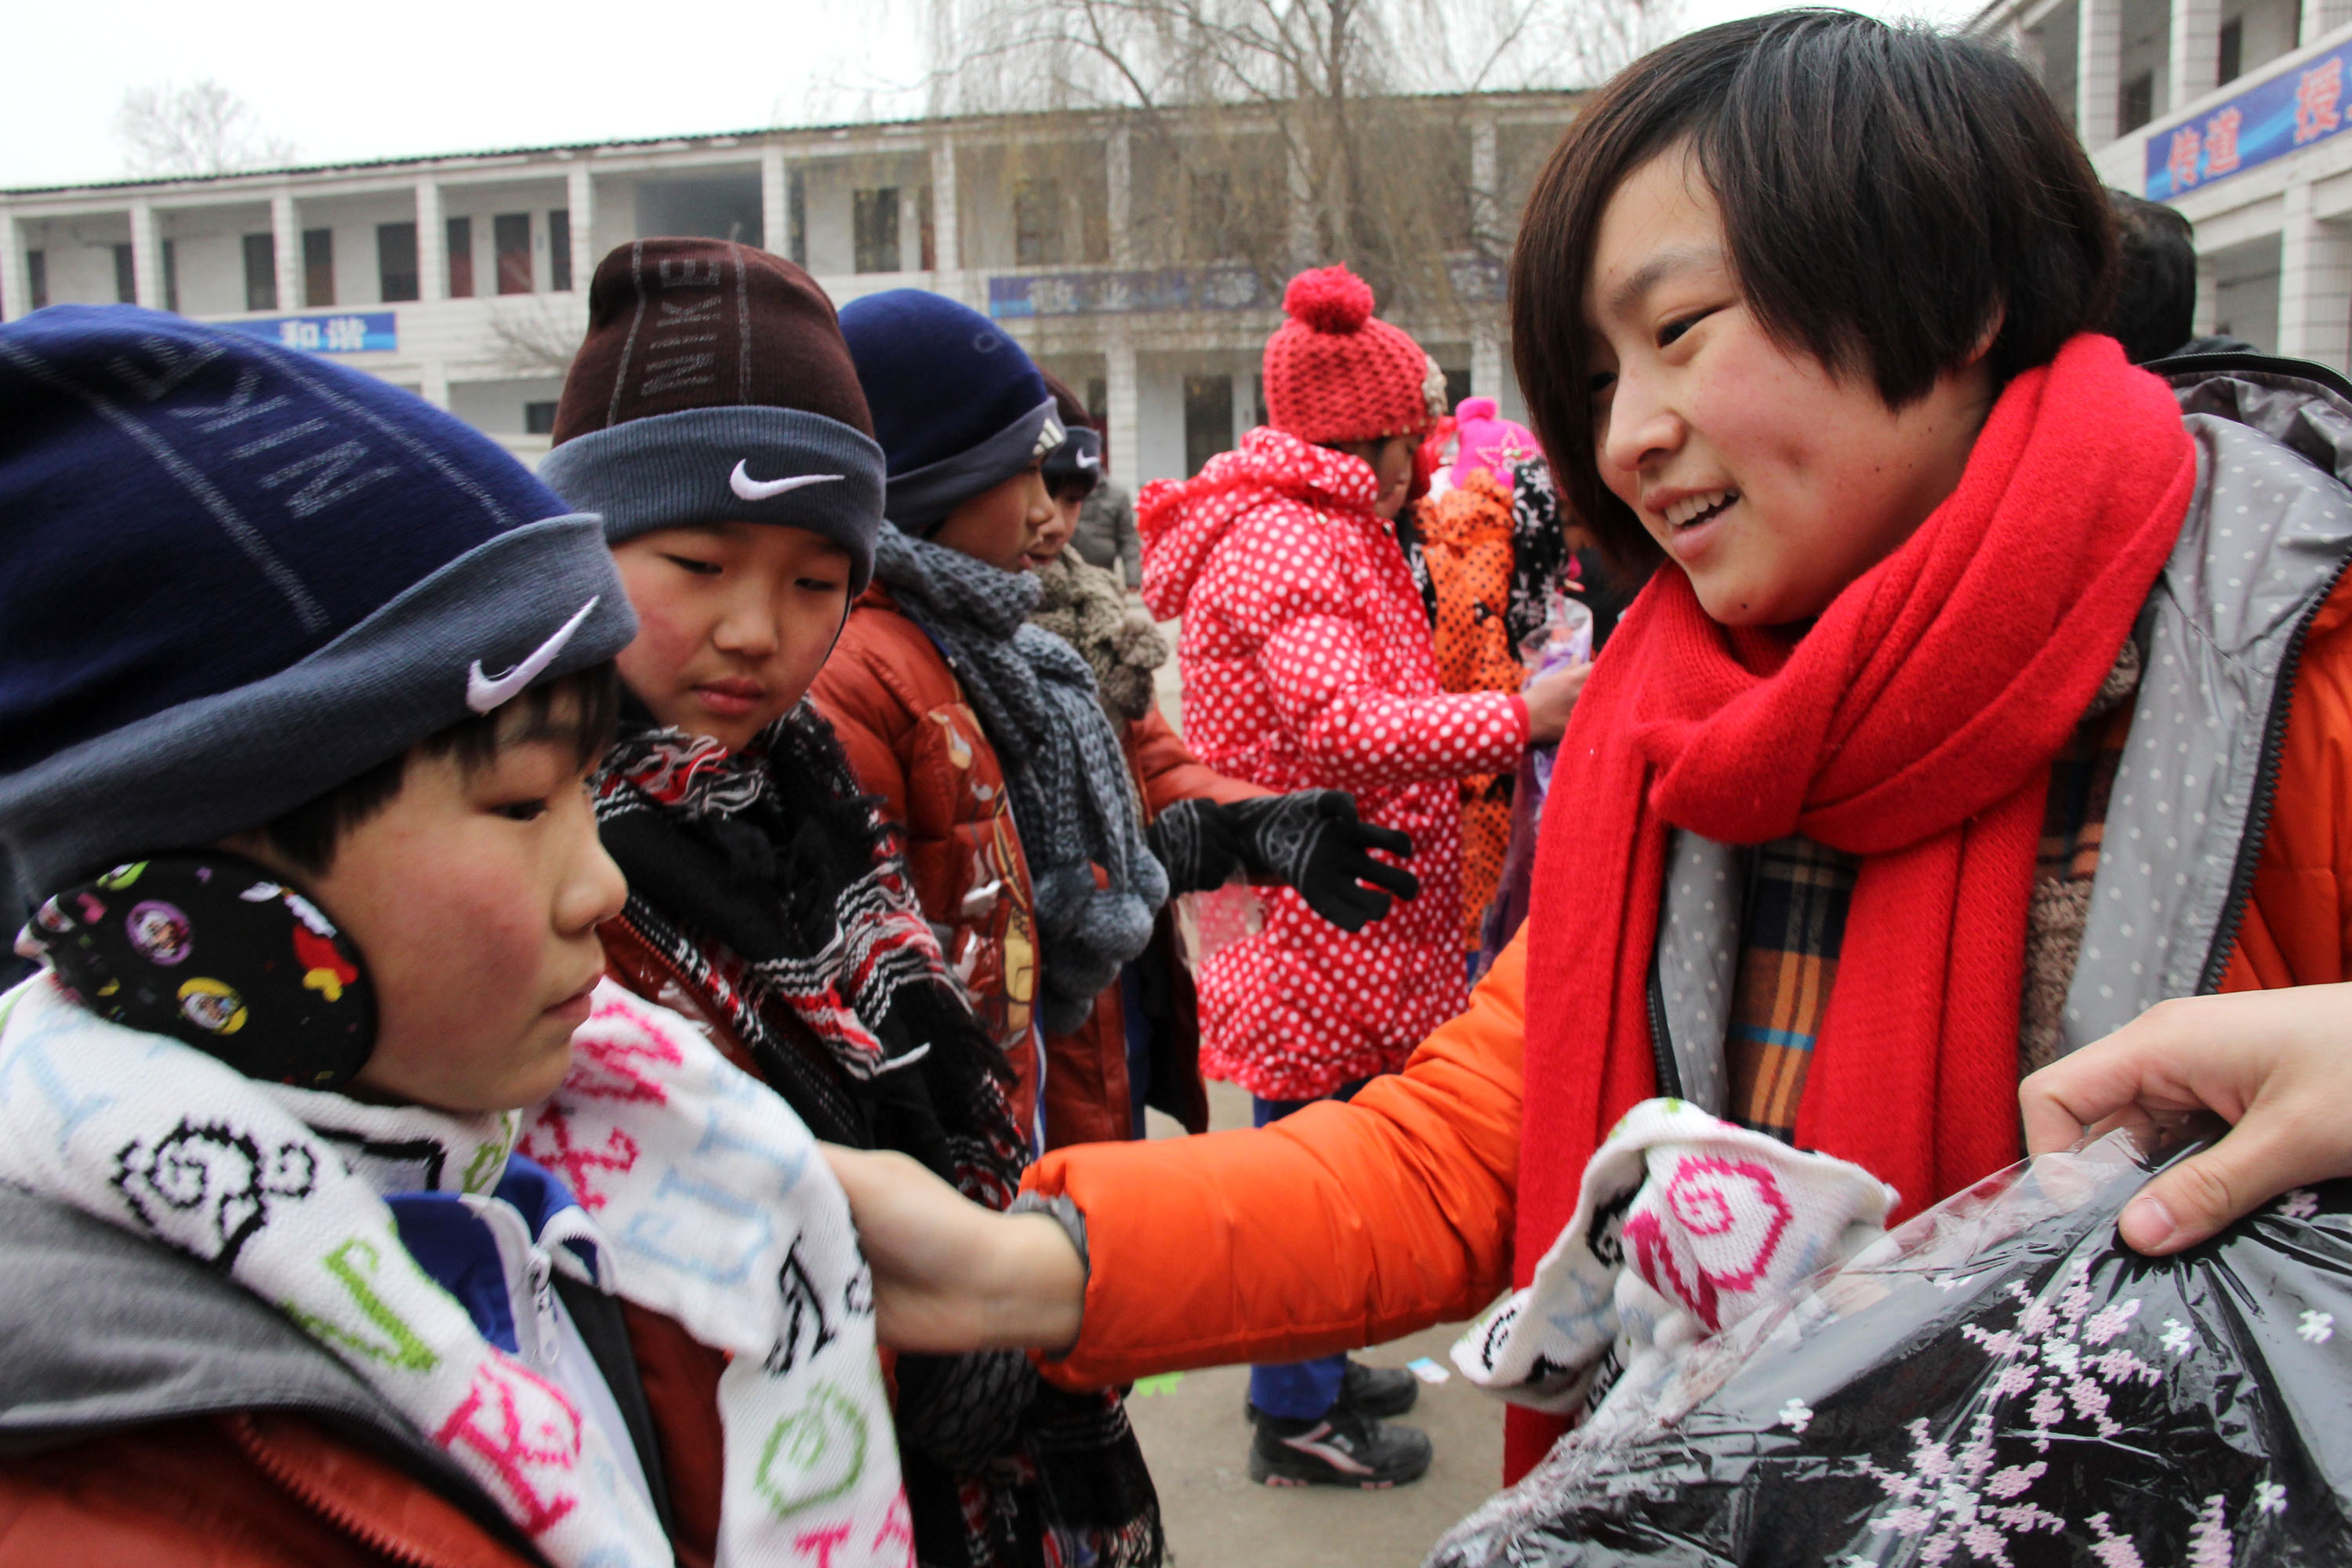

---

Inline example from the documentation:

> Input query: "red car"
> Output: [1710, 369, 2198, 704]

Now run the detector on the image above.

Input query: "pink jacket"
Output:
[1138, 426, 1527, 1098]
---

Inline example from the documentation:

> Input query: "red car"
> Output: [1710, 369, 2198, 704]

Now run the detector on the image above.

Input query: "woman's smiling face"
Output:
[1584, 146, 1997, 626]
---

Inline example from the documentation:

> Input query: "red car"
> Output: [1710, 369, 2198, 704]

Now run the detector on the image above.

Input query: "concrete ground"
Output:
[1125, 1080, 1507, 1568]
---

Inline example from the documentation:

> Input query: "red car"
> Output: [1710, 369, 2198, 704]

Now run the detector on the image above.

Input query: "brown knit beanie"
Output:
[538, 238, 887, 590]
[1261, 264, 1446, 445]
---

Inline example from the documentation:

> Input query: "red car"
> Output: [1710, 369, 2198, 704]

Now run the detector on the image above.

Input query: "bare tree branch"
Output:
[115, 81, 296, 179]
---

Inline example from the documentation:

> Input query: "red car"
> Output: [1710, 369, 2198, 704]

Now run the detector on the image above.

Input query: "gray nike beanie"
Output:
[0, 306, 636, 896]
[539, 239, 887, 592]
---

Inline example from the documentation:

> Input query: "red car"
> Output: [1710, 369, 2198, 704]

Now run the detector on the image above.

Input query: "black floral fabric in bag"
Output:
[1431, 1136, 2352, 1568]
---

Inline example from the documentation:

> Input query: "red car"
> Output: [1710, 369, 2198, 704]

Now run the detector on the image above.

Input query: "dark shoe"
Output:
[1247, 1359, 1421, 1422]
[1249, 1406, 1433, 1489]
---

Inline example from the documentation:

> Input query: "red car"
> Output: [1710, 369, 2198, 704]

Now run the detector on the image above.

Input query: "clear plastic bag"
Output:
[1429, 1131, 2352, 1567]
[1171, 880, 1265, 973]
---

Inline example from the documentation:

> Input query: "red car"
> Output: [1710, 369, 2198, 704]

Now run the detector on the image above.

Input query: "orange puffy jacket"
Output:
[1022, 568, 2352, 1437]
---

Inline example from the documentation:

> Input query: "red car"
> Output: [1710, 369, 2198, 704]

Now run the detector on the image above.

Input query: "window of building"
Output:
[789, 171, 808, 267]
[495, 212, 532, 295]
[1184, 373, 1236, 476]
[243, 233, 276, 311]
[854, 188, 902, 273]
[1087, 377, 1107, 421]
[447, 216, 474, 299]
[113, 243, 136, 304]
[303, 227, 335, 308]
[920, 185, 938, 270]
[163, 238, 179, 313]
[2120, 69, 2154, 132]
[27, 249, 48, 311]
[549, 209, 572, 292]
[377, 222, 419, 303]
[525, 401, 559, 436]
[1015, 180, 1065, 267]
[2220, 16, 2243, 82]
[1185, 170, 1234, 262]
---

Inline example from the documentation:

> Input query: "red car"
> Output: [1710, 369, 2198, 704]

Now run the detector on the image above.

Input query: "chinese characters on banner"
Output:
[220, 313, 398, 355]
[988, 266, 1263, 319]
[2147, 42, 2350, 198]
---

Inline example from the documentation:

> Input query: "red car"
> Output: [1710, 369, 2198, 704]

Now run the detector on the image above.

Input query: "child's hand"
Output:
[1522, 659, 1592, 746]
[2020, 983, 2352, 1254]
[822, 1145, 1086, 1352]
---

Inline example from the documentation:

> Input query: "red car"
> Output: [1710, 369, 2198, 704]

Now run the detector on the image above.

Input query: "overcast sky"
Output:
[4, 0, 1980, 191]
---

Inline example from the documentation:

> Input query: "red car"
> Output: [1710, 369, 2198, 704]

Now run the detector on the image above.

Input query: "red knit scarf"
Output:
[1504, 336, 2196, 1479]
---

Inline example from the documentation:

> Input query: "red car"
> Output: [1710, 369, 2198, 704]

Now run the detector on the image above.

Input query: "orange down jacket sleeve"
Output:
[1023, 933, 1527, 1387]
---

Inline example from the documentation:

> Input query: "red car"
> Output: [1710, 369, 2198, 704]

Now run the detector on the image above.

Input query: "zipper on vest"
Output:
[1646, 962, 1682, 1099]
[225, 1413, 501, 1568]
[2196, 544, 2352, 993]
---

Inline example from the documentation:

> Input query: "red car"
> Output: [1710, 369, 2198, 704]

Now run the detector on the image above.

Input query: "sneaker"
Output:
[1248, 1406, 1433, 1489]
[1246, 1359, 1420, 1423]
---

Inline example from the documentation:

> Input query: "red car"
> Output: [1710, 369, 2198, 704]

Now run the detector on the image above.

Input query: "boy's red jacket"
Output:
[1138, 426, 1528, 1100]
[812, 584, 1045, 1131]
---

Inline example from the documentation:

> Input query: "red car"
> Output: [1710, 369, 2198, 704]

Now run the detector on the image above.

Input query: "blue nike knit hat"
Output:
[837, 289, 1065, 532]
[0, 306, 637, 894]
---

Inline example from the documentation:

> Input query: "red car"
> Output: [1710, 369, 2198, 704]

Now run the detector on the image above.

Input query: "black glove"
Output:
[1145, 797, 1247, 896]
[1227, 790, 1419, 933]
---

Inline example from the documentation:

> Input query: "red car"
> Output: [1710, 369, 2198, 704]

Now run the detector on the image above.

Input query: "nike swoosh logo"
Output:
[729, 461, 845, 502]
[466, 596, 601, 714]
[1076, 449, 1101, 470]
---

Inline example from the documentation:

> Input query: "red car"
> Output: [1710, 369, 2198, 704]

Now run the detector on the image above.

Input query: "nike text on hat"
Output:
[0, 306, 635, 895]
[539, 238, 887, 592]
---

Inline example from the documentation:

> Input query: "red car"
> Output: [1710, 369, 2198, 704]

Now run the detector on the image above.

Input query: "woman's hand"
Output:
[1521, 659, 1592, 746]
[822, 1145, 1087, 1352]
[2020, 983, 2352, 1254]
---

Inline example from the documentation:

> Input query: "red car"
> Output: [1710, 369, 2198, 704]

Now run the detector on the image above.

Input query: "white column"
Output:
[929, 137, 960, 277]
[1105, 328, 1140, 487]
[270, 189, 301, 312]
[420, 361, 452, 410]
[2304, 0, 2352, 45]
[129, 200, 164, 308]
[761, 143, 789, 257]
[568, 166, 595, 289]
[1106, 127, 1135, 270]
[2194, 252, 2220, 335]
[2279, 182, 2352, 373]
[2172, 0, 2222, 110]
[2078, 0, 2124, 147]
[1287, 138, 1317, 267]
[416, 179, 447, 302]
[0, 211, 31, 321]
[1472, 327, 1504, 406]
[1469, 113, 1501, 250]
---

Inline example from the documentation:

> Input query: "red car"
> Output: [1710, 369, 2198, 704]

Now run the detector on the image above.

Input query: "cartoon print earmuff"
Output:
[16, 854, 376, 1089]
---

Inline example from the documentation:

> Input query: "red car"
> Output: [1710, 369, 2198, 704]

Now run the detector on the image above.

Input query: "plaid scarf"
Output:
[593, 702, 1164, 1568]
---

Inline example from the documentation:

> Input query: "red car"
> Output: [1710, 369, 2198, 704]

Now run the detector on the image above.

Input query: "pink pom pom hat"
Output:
[1440, 396, 1546, 495]
[1262, 263, 1446, 446]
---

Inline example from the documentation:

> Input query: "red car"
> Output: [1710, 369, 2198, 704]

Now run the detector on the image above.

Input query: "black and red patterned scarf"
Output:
[593, 699, 1163, 1568]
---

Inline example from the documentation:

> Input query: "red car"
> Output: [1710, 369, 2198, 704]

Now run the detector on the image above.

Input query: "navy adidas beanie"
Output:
[0, 306, 637, 894]
[837, 289, 1065, 532]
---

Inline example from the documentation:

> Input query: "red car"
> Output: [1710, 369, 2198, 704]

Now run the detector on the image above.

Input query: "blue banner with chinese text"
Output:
[2147, 42, 2352, 198]
[219, 312, 397, 354]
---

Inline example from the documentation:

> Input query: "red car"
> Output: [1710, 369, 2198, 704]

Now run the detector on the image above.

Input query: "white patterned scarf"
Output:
[0, 973, 909, 1568]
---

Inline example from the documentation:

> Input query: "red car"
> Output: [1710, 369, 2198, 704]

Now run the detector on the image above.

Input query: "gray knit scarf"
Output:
[873, 524, 1168, 1034]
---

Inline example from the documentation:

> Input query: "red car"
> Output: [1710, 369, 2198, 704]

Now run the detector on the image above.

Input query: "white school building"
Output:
[0, 95, 1577, 485]
[1972, 0, 2352, 371]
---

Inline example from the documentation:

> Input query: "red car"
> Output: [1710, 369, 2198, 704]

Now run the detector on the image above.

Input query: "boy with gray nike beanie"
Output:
[0, 305, 914, 1566]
